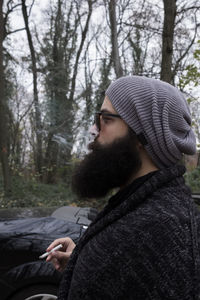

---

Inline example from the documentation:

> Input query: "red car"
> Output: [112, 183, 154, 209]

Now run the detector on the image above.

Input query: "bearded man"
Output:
[46, 76, 200, 300]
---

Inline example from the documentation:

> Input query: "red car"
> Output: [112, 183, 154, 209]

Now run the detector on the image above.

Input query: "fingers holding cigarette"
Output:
[39, 244, 63, 259]
[42, 237, 76, 272]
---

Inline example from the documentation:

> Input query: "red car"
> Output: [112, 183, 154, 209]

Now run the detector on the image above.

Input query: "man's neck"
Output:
[121, 150, 159, 189]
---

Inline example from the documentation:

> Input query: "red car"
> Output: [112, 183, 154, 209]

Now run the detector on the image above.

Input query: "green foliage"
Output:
[0, 162, 109, 211]
[184, 167, 200, 193]
[179, 40, 200, 91]
[0, 175, 74, 209]
[178, 41, 200, 148]
[70, 194, 109, 212]
[194, 40, 200, 60]
[179, 64, 200, 90]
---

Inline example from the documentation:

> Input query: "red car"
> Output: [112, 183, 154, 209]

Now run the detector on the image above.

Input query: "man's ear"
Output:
[136, 140, 145, 151]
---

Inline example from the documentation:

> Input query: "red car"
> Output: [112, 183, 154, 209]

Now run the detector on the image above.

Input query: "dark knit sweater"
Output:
[58, 165, 200, 299]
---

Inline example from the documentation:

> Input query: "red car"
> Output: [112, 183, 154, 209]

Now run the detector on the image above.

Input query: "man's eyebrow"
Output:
[100, 109, 114, 114]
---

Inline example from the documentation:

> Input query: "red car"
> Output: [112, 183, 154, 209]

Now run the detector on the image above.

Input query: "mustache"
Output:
[88, 139, 102, 151]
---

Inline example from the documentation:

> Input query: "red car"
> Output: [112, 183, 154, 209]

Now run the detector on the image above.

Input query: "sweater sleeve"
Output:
[67, 212, 195, 300]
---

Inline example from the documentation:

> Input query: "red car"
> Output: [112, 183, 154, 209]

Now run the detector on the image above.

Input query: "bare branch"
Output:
[19, 100, 34, 124]
[122, 22, 162, 35]
[3, 47, 19, 64]
[6, 27, 25, 36]
[4, 3, 21, 23]
[28, 0, 35, 17]
[177, 6, 200, 15]
[172, 21, 199, 78]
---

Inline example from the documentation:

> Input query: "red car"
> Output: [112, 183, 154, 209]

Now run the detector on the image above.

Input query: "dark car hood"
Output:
[0, 216, 83, 239]
[0, 216, 84, 274]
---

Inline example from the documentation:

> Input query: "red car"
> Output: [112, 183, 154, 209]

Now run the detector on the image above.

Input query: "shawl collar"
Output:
[58, 165, 186, 299]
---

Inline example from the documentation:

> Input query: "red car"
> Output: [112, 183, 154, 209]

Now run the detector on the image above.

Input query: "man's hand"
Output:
[46, 237, 76, 272]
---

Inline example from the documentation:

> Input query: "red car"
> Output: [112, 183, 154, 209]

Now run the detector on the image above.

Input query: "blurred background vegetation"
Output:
[0, 0, 200, 211]
[0, 161, 109, 210]
[184, 167, 200, 194]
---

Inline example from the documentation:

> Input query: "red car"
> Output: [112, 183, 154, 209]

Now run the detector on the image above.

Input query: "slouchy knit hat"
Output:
[105, 76, 196, 169]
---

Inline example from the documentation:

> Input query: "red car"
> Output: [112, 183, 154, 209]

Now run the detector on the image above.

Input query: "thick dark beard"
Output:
[71, 130, 142, 199]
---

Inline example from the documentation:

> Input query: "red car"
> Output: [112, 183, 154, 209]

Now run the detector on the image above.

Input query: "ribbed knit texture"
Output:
[105, 76, 196, 168]
[58, 165, 200, 299]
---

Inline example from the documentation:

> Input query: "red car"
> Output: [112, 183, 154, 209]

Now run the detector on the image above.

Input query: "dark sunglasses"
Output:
[94, 112, 121, 131]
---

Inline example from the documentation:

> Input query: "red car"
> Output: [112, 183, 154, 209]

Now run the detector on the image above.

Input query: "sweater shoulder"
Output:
[108, 188, 195, 249]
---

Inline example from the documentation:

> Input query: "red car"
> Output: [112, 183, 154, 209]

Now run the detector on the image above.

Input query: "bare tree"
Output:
[69, 0, 94, 102]
[36, 0, 94, 183]
[9, 83, 33, 170]
[3, 0, 24, 39]
[0, 0, 11, 194]
[21, 0, 43, 177]
[160, 0, 177, 83]
[108, 0, 123, 78]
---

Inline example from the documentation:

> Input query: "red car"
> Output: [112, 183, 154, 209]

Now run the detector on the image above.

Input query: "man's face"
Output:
[95, 96, 129, 145]
[71, 96, 142, 199]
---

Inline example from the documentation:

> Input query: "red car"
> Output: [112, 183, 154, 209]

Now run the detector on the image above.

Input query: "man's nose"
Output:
[89, 124, 99, 139]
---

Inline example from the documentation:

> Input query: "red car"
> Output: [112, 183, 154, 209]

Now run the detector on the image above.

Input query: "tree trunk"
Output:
[69, 0, 93, 103]
[21, 0, 43, 176]
[108, 0, 123, 78]
[160, 0, 177, 83]
[0, 0, 11, 194]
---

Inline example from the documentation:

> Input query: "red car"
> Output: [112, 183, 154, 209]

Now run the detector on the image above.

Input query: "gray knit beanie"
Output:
[105, 76, 196, 169]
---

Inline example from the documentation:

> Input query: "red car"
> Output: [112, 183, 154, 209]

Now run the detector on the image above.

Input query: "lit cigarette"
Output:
[39, 244, 63, 259]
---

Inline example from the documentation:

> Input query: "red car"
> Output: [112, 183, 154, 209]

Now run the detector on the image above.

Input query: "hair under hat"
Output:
[105, 76, 196, 169]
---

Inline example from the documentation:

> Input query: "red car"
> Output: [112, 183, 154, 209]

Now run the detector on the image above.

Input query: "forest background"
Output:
[0, 0, 200, 211]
